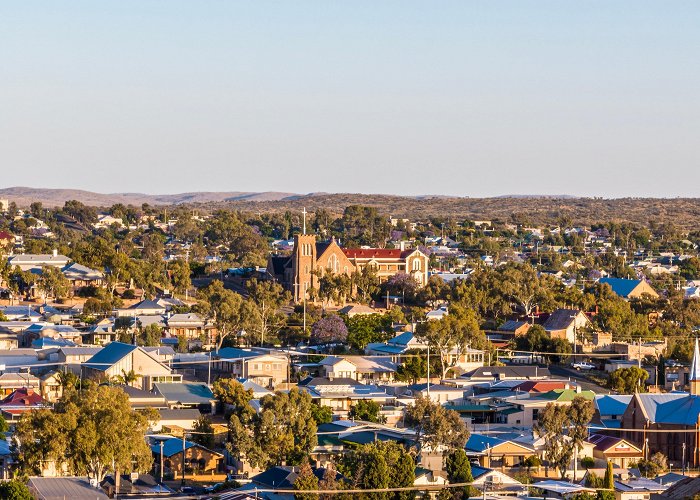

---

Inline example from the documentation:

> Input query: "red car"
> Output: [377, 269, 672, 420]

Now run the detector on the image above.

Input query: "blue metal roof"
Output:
[599, 278, 642, 298]
[31, 337, 77, 349]
[465, 434, 506, 453]
[84, 342, 137, 371]
[216, 347, 260, 360]
[390, 331, 414, 346]
[637, 393, 700, 425]
[151, 437, 196, 457]
[595, 395, 632, 416]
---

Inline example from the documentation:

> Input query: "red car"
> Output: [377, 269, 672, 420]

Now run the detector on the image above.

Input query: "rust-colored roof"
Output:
[513, 380, 570, 393]
[0, 231, 14, 240]
[0, 387, 44, 406]
[343, 248, 415, 259]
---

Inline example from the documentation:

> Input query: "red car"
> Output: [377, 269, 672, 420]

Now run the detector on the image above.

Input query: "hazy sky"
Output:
[1, 1, 699, 197]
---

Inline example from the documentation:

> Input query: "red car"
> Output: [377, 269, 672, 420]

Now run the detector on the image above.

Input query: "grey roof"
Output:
[157, 408, 202, 420]
[542, 308, 583, 331]
[498, 320, 529, 332]
[153, 382, 215, 404]
[128, 299, 165, 310]
[465, 366, 550, 379]
[28, 476, 109, 500]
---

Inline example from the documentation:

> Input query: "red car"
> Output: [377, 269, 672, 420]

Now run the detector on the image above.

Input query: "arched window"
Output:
[328, 254, 338, 273]
[413, 259, 421, 271]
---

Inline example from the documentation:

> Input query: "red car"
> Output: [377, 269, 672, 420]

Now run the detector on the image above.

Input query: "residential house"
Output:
[151, 437, 223, 475]
[28, 477, 109, 500]
[152, 382, 216, 413]
[464, 366, 551, 382]
[7, 250, 70, 272]
[0, 372, 40, 395]
[101, 474, 173, 497]
[366, 331, 484, 375]
[0, 387, 49, 422]
[587, 434, 643, 469]
[614, 476, 668, 500]
[599, 277, 659, 299]
[215, 348, 288, 388]
[298, 377, 395, 413]
[115, 299, 167, 317]
[83, 341, 180, 390]
[319, 355, 397, 383]
[542, 309, 592, 344]
[154, 408, 201, 432]
[337, 304, 376, 317]
[465, 434, 536, 468]
[497, 320, 531, 336]
[165, 312, 217, 345]
[119, 385, 168, 410]
[52, 346, 102, 374]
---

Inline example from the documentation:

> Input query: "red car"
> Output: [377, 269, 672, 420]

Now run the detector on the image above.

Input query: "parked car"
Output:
[571, 361, 596, 370]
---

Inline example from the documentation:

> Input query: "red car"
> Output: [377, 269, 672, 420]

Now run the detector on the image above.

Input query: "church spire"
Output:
[302, 207, 307, 235]
[690, 337, 700, 396]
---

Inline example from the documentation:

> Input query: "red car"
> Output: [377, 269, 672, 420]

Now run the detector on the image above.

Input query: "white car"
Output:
[571, 361, 596, 371]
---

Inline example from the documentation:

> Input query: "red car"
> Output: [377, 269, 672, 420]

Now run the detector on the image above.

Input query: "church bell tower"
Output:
[689, 337, 700, 396]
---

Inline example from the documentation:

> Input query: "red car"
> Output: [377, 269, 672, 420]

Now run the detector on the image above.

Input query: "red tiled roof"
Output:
[0, 231, 14, 240]
[0, 387, 44, 406]
[343, 248, 414, 259]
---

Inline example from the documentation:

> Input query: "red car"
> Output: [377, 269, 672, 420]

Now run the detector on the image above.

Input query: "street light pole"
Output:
[159, 440, 164, 484]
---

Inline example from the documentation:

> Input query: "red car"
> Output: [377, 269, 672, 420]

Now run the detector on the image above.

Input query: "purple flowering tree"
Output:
[310, 315, 348, 345]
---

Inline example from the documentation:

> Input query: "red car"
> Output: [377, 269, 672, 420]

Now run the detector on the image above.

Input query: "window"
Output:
[412, 259, 421, 271]
[328, 254, 338, 273]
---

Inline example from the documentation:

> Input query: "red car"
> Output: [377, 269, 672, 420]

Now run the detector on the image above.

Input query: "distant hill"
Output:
[2, 186, 700, 227]
[0, 187, 302, 207]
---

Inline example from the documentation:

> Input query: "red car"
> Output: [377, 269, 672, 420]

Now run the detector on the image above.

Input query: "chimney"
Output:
[400, 241, 406, 251]
[52, 249, 57, 257]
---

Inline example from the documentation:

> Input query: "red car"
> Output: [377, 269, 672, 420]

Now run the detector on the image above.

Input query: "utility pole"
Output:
[426, 344, 430, 401]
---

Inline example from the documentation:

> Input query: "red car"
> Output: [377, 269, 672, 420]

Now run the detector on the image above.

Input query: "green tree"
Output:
[192, 416, 215, 449]
[415, 304, 486, 379]
[637, 452, 668, 478]
[246, 278, 291, 346]
[169, 258, 192, 295]
[349, 400, 386, 423]
[15, 385, 154, 482]
[396, 353, 427, 385]
[534, 397, 594, 479]
[37, 265, 70, 301]
[294, 457, 320, 500]
[345, 314, 393, 351]
[310, 404, 333, 425]
[112, 369, 139, 386]
[581, 456, 595, 469]
[212, 378, 255, 423]
[445, 448, 474, 497]
[227, 388, 317, 470]
[197, 280, 253, 350]
[0, 480, 32, 500]
[603, 460, 614, 489]
[339, 440, 414, 500]
[403, 395, 469, 452]
[138, 323, 163, 347]
[608, 366, 648, 393]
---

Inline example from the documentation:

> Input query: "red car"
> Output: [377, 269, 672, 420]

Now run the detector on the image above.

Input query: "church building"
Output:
[620, 338, 700, 469]
[267, 233, 429, 303]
